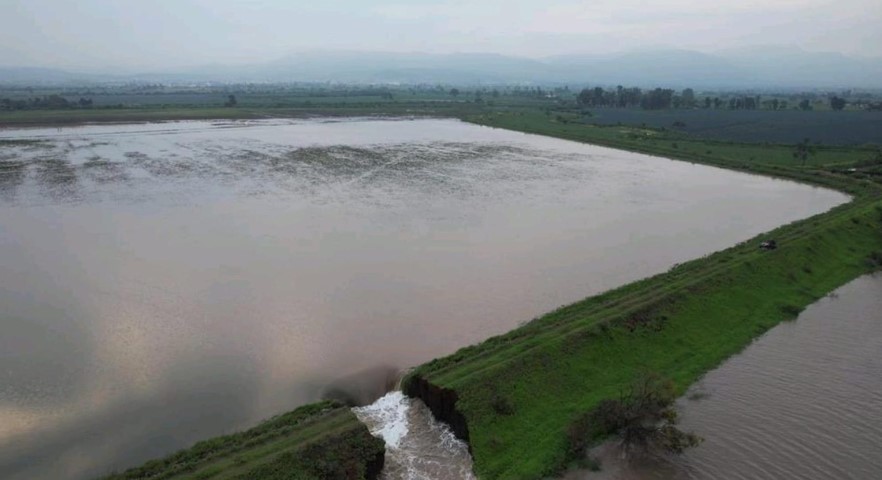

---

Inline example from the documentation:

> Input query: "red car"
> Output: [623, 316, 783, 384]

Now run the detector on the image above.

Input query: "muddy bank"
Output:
[402, 375, 471, 449]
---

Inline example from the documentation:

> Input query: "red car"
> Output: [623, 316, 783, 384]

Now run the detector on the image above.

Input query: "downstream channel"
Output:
[568, 274, 882, 480]
[0, 118, 848, 479]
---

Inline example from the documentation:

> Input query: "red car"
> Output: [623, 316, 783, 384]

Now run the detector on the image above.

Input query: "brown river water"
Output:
[0, 118, 849, 479]
[569, 274, 882, 480]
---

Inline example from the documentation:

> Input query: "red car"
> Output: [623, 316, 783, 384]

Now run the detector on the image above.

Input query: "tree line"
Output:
[576, 86, 859, 111]
[0, 95, 93, 111]
[577, 86, 680, 110]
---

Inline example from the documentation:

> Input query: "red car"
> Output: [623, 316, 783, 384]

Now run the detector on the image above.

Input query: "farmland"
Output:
[583, 108, 882, 145]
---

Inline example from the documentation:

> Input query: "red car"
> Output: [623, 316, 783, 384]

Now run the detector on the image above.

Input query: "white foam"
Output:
[353, 391, 411, 449]
[353, 392, 477, 479]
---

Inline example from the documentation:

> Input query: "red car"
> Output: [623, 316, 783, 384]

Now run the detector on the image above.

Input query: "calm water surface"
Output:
[573, 274, 882, 480]
[0, 118, 848, 479]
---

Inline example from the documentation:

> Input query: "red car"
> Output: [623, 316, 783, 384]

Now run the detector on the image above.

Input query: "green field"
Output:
[100, 401, 385, 480]
[582, 108, 882, 146]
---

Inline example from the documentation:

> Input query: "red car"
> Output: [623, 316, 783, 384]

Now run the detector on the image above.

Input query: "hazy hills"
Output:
[2, 48, 881, 89]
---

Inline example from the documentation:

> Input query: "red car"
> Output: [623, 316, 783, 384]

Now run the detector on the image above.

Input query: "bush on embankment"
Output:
[405, 197, 882, 479]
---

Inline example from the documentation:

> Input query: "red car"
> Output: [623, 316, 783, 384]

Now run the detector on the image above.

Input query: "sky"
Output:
[1, 0, 880, 70]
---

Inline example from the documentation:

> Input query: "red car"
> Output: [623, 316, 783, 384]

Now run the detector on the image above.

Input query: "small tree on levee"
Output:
[566, 372, 702, 462]
[793, 137, 815, 168]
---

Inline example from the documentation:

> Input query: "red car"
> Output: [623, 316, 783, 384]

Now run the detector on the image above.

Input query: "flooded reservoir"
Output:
[576, 274, 882, 480]
[0, 118, 849, 479]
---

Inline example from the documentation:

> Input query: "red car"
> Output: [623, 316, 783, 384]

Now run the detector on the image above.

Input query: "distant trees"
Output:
[830, 96, 847, 111]
[641, 88, 675, 110]
[577, 87, 607, 107]
[680, 88, 695, 108]
[793, 138, 815, 167]
[726, 96, 760, 110]
[798, 99, 813, 111]
[616, 87, 644, 108]
[571, 86, 777, 111]
[572, 87, 798, 112]
[0, 95, 93, 111]
[576, 86, 674, 110]
[224, 94, 238, 107]
[761, 98, 781, 110]
[449, 88, 460, 97]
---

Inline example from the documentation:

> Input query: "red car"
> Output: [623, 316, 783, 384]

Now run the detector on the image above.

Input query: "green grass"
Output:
[100, 401, 384, 480]
[403, 111, 882, 479]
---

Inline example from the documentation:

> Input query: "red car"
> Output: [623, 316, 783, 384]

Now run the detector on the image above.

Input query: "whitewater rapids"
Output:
[353, 391, 476, 479]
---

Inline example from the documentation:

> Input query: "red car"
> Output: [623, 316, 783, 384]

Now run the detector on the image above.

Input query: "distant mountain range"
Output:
[2, 48, 881, 89]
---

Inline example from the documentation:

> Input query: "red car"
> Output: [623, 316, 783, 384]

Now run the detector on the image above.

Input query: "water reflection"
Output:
[0, 119, 849, 479]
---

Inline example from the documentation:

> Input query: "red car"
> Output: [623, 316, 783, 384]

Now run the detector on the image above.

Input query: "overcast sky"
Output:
[1, 0, 880, 70]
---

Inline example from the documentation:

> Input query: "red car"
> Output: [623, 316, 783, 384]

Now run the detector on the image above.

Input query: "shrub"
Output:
[867, 251, 882, 269]
[491, 394, 516, 416]
[565, 372, 702, 462]
[780, 304, 804, 318]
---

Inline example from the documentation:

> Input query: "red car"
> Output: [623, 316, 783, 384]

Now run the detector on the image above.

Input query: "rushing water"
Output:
[354, 392, 476, 479]
[570, 274, 882, 480]
[0, 118, 848, 479]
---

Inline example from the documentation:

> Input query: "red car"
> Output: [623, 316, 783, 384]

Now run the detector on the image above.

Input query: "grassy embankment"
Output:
[403, 111, 882, 478]
[100, 401, 384, 480]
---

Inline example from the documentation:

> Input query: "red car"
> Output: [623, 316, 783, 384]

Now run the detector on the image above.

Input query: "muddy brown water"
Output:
[0, 118, 848, 479]
[568, 274, 882, 480]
